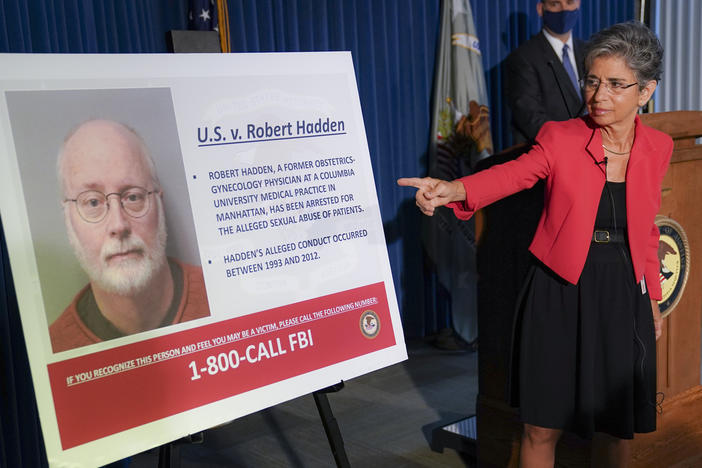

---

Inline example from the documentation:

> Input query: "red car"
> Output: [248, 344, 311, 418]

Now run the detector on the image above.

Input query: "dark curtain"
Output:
[0, 1, 188, 53]
[0, 1, 634, 466]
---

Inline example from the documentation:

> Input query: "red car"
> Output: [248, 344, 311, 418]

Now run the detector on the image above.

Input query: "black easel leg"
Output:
[157, 443, 180, 468]
[313, 382, 350, 468]
[156, 432, 203, 468]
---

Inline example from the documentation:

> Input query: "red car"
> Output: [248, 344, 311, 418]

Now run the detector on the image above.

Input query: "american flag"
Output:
[422, 0, 491, 344]
[189, 0, 219, 32]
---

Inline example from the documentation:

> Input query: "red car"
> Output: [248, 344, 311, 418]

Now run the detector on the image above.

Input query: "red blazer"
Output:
[448, 115, 673, 300]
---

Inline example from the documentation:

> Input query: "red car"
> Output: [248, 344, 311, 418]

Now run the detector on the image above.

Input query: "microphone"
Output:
[548, 60, 574, 119]
[596, 157, 608, 166]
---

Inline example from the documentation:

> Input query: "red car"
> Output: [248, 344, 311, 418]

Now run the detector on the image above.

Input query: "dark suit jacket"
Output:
[505, 30, 586, 143]
[448, 116, 673, 301]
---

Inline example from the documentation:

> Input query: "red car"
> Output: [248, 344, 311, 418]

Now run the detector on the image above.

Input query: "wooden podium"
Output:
[474, 111, 702, 467]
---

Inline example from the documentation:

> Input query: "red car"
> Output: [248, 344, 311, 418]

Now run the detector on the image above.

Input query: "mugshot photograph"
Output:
[49, 120, 210, 352]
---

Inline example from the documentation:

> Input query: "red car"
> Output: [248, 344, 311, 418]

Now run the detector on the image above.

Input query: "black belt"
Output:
[592, 229, 626, 243]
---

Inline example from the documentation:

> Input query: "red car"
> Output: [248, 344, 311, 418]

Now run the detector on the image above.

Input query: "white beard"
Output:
[66, 200, 168, 295]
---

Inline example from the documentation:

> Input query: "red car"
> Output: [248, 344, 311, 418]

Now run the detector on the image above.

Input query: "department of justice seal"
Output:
[655, 215, 691, 317]
[359, 310, 380, 339]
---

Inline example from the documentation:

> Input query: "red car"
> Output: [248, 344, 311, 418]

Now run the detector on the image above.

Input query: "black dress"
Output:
[514, 181, 658, 440]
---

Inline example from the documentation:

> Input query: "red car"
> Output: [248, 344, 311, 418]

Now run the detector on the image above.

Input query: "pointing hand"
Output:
[397, 177, 466, 216]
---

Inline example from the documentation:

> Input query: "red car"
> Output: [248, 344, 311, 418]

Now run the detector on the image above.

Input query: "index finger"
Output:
[397, 177, 429, 189]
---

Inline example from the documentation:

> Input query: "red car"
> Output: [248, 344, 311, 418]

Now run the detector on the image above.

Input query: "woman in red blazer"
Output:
[400, 22, 672, 467]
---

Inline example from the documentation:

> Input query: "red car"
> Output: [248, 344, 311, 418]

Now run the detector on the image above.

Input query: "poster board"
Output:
[0, 52, 406, 467]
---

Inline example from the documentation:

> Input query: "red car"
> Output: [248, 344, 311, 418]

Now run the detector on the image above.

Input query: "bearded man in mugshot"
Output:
[49, 119, 209, 353]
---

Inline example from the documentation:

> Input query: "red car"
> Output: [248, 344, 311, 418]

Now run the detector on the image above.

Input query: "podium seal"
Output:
[655, 215, 691, 317]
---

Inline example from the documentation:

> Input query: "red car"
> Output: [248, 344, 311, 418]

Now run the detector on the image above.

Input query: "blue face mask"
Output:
[542, 7, 580, 35]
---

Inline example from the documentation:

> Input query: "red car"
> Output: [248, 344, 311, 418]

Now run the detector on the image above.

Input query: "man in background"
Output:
[505, 0, 585, 143]
[50, 119, 209, 352]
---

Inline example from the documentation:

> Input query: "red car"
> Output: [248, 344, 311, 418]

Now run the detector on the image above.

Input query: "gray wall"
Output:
[654, 0, 702, 112]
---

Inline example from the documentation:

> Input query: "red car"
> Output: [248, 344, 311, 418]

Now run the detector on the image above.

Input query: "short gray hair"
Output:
[585, 21, 664, 88]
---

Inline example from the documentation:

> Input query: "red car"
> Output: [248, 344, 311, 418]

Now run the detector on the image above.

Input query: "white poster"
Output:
[0, 52, 405, 467]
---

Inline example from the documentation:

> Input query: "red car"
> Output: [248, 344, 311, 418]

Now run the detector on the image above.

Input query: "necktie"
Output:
[562, 44, 579, 95]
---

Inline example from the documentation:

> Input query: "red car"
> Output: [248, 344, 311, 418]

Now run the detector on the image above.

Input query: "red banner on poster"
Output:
[48, 282, 393, 449]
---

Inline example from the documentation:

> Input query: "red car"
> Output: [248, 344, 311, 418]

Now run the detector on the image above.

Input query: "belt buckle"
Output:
[594, 230, 610, 243]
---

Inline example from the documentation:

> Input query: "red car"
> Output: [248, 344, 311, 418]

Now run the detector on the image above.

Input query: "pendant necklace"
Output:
[602, 144, 630, 155]
[600, 129, 631, 155]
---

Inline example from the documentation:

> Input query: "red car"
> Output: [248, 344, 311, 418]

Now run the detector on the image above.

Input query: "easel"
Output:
[313, 381, 351, 467]
[157, 381, 350, 468]
[156, 432, 203, 468]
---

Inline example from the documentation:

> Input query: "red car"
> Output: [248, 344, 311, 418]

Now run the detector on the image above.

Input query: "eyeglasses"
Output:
[64, 187, 158, 223]
[580, 77, 638, 94]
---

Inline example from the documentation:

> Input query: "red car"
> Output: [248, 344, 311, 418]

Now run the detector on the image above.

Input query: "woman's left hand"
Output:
[651, 299, 662, 341]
